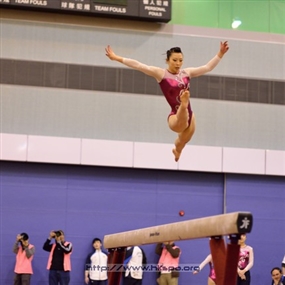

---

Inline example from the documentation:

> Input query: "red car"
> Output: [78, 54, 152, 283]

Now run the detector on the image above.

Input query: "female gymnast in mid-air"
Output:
[105, 41, 229, 162]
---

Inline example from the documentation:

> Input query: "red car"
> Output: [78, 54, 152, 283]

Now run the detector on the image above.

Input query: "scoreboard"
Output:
[0, 0, 171, 23]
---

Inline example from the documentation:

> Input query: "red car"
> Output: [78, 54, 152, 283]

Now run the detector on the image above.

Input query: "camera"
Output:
[54, 231, 62, 237]
[20, 233, 29, 241]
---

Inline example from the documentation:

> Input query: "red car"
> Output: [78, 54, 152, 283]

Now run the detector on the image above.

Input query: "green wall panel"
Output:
[233, 1, 269, 32]
[270, 1, 285, 34]
[172, 1, 219, 27]
[218, 2, 234, 29]
[171, 0, 285, 35]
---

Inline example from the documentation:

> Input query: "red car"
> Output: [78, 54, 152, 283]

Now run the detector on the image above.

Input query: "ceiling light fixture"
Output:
[232, 19, 242, 29]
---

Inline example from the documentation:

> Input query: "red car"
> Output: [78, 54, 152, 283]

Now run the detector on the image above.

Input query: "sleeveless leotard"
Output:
[238, 246, 251, 270]
[208, 262, 216, 282]
[159, 69, 193, 126]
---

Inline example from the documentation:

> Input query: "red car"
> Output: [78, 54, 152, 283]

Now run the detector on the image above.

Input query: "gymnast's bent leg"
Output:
[172, 114, 196, 162]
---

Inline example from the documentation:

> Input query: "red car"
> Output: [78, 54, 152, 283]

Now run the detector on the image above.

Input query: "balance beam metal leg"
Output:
[223, 235, 240, 285]
[210, 235, 241, 285]
[107, 248, 126, 285]
[210, 237, 226, 285]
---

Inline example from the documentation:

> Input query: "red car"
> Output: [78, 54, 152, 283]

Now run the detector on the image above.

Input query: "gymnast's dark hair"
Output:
[166, 47, 183, 60]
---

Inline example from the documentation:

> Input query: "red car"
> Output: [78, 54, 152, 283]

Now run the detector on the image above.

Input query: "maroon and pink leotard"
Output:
[159, 69, 193, 127]
[238, 246, 251, 270]
[208, 262, 216, 282]
[121, 54, 221, 129]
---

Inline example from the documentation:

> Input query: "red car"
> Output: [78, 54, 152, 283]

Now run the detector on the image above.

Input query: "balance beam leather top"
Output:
[103, 211, 253, 249]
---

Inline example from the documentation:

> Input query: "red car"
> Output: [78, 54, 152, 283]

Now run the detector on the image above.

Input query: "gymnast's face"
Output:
[167, 53, 183, 74]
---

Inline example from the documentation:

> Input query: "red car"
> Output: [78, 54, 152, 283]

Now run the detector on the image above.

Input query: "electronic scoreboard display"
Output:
[0, 0, 171, 23]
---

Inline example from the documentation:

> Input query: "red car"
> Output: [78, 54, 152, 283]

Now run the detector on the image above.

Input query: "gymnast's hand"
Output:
[105, 45, 117, 61]
[238, 269, 246, 279]
[218, 41, 229, 58]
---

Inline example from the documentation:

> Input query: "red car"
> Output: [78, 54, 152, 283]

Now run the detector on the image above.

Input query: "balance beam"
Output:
[103, 212, 252, 249]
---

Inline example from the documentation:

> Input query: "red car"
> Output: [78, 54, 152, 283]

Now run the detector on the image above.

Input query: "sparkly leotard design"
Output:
[159, 69, 193, 126]
[238, 246, 250, 270]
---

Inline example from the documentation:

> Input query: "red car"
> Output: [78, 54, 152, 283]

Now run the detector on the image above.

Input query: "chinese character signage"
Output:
[0, 0, 171, 22]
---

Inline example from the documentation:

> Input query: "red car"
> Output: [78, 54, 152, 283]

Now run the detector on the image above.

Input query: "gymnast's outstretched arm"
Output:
[105, 45, 164, 82]
[184, 41, 229, 78]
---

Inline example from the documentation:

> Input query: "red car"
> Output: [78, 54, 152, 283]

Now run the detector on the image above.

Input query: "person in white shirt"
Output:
[123, 246, 147, 285]
[84, 238, 108, 285]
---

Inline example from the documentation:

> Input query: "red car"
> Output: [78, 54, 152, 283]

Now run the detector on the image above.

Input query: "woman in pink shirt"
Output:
[13, 232, 35, 285]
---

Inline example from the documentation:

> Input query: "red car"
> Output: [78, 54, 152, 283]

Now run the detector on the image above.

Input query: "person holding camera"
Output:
[13, 232, 35, 285]
[43, 230, 73, 285]
[156, 241, 181, 285]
